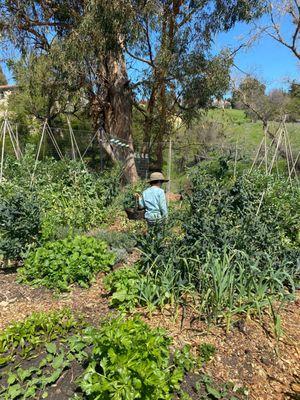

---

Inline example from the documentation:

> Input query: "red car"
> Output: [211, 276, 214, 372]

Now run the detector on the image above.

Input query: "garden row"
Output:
[0, 309, 248, 400]
[0, 152, 299, 399]
[1, 152, 299, 321]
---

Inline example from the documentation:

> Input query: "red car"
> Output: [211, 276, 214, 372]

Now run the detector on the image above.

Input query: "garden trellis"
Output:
[0, 113, 22, 182]
[250, 116, 299, 184]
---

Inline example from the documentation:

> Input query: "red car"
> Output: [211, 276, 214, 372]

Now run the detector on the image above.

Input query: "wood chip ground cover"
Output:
[0, 264, 299, 400]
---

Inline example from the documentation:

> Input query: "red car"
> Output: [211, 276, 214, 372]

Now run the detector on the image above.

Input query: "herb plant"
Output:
[18, 236, 115, 291]
[78, 317, 186, 399]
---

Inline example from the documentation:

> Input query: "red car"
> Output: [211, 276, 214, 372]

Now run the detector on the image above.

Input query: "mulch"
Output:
[0, 260, 299, 400]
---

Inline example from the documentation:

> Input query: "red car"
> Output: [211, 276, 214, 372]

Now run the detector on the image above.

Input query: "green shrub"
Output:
[186, 160, 300, 267]
[79, 317, 185, 399]
[2, 152, 121, 241]
[122, 181, 146, 209]
[136, 160, 299, 321]
[18, 236, 115, 291]
[0, 192, 41, 261]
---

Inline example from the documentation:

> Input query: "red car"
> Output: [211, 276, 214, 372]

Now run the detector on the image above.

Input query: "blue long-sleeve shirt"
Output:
[139, 186, 168, 222]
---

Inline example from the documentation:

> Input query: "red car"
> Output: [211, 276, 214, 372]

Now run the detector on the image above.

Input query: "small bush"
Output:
[0, 192, 41, 261]
[79, 317, 185, 399]
[18, 236, 115, 291]
[93, 229, 137, 252]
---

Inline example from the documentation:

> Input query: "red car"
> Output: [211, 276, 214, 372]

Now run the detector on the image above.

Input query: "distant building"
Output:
[212, 98, 232, 109]
[0, 85, 18, 118]
[0, 85, 18, 98]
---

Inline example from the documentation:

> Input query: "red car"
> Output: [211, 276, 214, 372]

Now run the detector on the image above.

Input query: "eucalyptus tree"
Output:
[0, 0, 267, 176]
[126, 0, 268, 168]
[0, 0, 139, 181]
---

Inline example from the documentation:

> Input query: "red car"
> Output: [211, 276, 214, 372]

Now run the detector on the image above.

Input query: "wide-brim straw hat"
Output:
[148, 172, 169, 183]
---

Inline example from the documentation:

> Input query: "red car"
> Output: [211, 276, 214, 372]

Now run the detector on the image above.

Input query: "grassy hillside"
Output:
[206, 109, 300, 153]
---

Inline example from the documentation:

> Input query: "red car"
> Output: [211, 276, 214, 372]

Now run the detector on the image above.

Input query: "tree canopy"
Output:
[0, 0, 268, 177]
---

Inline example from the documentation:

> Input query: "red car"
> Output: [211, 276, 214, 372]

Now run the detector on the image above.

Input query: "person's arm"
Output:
[159, 190, 168, 218]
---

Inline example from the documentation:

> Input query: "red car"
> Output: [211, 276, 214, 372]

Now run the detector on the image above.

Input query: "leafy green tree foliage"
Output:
[0, 0, 139, 181]
[287, 81, 300, 121]
[128, 0, 267, 167]
[232, 77, 267, 114]
[9, 52, 83, 123]
[0, 1, 267, 175]
[232, 77, 292, 122]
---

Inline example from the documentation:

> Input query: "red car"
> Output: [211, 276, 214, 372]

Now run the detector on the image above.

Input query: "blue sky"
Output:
[214, 15, 299, 93]
[1, 14, 298, 92]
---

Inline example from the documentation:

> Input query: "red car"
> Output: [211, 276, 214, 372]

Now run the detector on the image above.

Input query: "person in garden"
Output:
[137, 172, 168, 225]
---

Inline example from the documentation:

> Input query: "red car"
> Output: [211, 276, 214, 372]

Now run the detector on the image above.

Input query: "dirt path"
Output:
[0, 266, 299, 400]
[143, 296, 300, 400]
[0, 269, 110, 330]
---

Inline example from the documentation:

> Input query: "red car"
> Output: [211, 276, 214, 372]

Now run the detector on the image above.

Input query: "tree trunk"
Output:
[103, 51, 138, 183]
[91, 51, 138, 183]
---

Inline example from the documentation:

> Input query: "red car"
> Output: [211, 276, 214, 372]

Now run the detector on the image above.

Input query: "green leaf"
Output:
[45, 342, 57, 354]
[7, 383, 22, 399]
[7, 373, 17, 385]
[24, 386, 37, 399]
[52, 352, 65, 369]
[206, 385, 222, 399]
[0, 355, 11, 366]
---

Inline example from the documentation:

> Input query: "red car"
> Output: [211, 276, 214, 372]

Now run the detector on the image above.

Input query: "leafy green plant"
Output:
[0, 309, 87, 400]
[122, 181, 146, 209]
[0, 191, 41, 261]
[136, 160, 299, 324]
[104, 267, 142, 310]
[186, 163, 300, 270]
[198, 343, 216, 364]
[193, 374, 249, 400]
[1, 152, 121, 242]
[0, 309, 80, 364]
[104, 265, 183, 312]
[18, 236, 115, 291]
[78, 317, 186, 400]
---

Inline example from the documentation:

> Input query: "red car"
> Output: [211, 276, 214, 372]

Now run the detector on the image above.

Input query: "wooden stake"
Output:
[250, 136, 264, 173]
[0, 119, 7, 182]
[269, 126, 283, 174]
[30, 121, 47, 186]
[167, 137, 172, 199]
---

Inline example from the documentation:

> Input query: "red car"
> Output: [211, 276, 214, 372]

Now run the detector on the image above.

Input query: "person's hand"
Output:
[134, 193, 141, 199]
